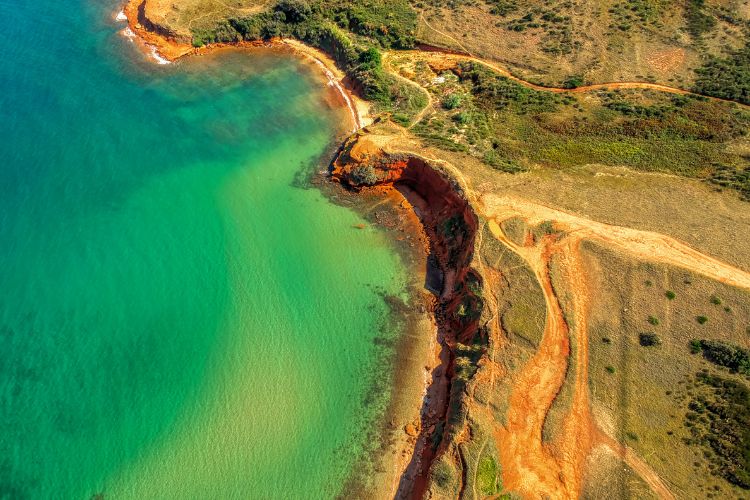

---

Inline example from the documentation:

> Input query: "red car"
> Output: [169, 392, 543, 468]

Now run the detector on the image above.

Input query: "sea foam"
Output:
[148, 46, 171, 65]
[312, 58, 358, 133]
[121, 27, 136, 41]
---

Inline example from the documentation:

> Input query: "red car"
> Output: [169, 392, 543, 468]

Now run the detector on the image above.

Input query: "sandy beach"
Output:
[119, 0, 371, 132]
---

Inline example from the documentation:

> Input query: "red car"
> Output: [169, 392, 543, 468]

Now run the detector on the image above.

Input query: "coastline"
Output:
[315, 180, 441, 498]
[119, 3, 444, 497]
[117, 0, 371, 132]
[330, 132, 484, 499]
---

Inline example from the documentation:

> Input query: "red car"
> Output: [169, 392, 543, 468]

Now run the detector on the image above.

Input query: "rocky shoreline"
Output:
[331, 131, 486, 498]
[119, 4, 488, 495]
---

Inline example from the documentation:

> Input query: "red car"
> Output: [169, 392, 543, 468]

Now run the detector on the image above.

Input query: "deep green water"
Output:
[0, 1, 408, 497]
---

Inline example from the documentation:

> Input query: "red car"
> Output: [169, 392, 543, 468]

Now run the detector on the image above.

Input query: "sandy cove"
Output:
[118, 0, 371, 133]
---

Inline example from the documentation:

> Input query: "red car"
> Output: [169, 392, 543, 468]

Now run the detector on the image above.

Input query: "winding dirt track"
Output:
[596, 431, 676, 500]
[484, 212, 680, 500]
[417, 14, 749, 108]
[381, 52, 434, 128]
[119, 8, 741, 498]
[475, 183, 750, 498]
[553, 239, 595, 497]
[488, 220, 573, 498]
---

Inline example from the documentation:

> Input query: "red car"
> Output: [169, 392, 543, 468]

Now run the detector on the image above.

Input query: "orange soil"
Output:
[488, 221, 574, 498]
[335, 139, 740, 499]
[123, 0, 195, 60]
[552, 238, 596, 497]
[474, 185, 750, 499]
[647, 48, 686, 74]
[480, 194, 750, 290]
[120, 7, 746, 496]
[485, 215, 678, 500]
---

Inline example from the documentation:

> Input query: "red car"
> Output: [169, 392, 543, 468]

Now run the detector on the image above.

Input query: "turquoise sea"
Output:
[0, 0, 409, 497]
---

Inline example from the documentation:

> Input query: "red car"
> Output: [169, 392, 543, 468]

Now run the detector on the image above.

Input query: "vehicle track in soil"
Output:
[481, 206, 699, 499]
[487, 220, 573, 499]
[480, 194, 750, 290]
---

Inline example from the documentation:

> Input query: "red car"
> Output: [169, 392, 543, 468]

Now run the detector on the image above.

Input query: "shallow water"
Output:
[0, 0, 407, 497]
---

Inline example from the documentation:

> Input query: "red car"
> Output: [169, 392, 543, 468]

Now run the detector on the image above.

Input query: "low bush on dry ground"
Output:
[583, 242, 750, 498]
[684, 371, 750, 489]
[694, 43, 750, 106]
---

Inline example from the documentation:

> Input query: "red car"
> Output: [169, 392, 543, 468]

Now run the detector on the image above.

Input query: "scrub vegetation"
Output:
[152, 0, 750, 198]
[694, 43, 750, 106]
[392, 53, 750, 197]
[685, 371, 750, 489]
[191, 0, 426, 118]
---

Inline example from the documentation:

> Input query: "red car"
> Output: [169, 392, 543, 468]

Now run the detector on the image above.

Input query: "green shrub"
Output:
[483, 151, 526, 173]
[639, 332, 662, 347]
[690, 372, 750, 488]
[334, 0, 417, 49]
[690, 339, 703, 354]
[666, 290, 676, 300]
[431, 457, 456, 490]
[708, 164, 750, 201]
[710, 295, 722, 305]
[693, 43, 750, 105]
[648, 315, 659, 326]
[684, 0, 715, 39]
[693, 340, 750, 375]
[442, 93, 462, 110]
[457, 62, 563, 113]
[697, 315, 708, 325]
[487, 0, 518, 16]
[392, 113, 410, 126]
[476, 455, 500, 495]
[562, 75, 584, 89]
[274, 0, 312, 23]
[606, 365, 616, 373]
[349, 165, 380, 186]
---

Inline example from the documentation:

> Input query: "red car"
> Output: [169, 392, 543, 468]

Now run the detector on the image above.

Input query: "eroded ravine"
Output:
[551, 238, 596, 497]
[330, 134, 725, 498]
[482, 209, 679, 500]
[490, 222, 572, 497]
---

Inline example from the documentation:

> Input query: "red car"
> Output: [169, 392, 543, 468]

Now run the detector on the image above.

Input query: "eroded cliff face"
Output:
[332, 132, 488, 498]
[125, 0, 194, 48]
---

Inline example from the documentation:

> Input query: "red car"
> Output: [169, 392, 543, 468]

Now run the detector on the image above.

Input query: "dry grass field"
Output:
[582, 241, 750, 498]
[415, 0, 750, 87]
[142, 0, 271, 39]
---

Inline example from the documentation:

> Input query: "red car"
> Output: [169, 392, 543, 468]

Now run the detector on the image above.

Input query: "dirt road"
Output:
[480, 194, 750, 290]
[416, 16, 748, 108]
